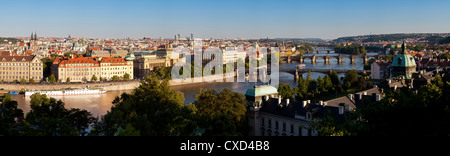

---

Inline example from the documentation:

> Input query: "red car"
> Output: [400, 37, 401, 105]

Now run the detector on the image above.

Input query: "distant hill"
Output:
[272, 38, 325, 42]
[333, 33, 450, 43]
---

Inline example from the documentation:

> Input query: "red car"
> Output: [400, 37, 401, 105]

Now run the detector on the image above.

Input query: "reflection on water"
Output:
[13, 59, 365, 117]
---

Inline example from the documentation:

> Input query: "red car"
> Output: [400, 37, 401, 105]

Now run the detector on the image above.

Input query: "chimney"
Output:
[363, 92, 367, 96]
[355, 93, 361, 100]
[319, 101, 324, 106]
[302, 101, 308, 108]
[323, 102, 328, 107]
[338, 106, 344, 115]
[394, 85, 397, 90]
[307, 100, 311, 104]
[265, 95, 270, 101]
[278, 95, 282, 105]
[348, 94, 354, 100]
[388, 79, 391, 84]
[286, 99, 290, 106]
[376, 95, 381, 102]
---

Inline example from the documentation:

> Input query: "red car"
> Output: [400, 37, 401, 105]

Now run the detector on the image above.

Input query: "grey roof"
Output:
[324, 87, 382, 110]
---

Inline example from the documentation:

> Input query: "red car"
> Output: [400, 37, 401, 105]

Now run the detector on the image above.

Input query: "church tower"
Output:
[391, 41, 417, 85]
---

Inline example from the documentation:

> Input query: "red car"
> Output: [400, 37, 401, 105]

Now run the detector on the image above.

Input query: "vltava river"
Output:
[12, 51, 371, 117]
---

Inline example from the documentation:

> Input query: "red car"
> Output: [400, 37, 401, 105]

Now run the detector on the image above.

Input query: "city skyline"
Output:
[1, 0, 450, 39]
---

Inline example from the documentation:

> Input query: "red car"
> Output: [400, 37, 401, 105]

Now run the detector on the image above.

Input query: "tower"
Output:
[391, 41, 417, 83]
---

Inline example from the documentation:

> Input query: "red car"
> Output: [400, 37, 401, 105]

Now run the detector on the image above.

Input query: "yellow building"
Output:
[0, 55, 43, 82]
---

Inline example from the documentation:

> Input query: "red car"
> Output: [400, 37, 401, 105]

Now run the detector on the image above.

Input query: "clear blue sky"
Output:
[1, 0, 449, 39]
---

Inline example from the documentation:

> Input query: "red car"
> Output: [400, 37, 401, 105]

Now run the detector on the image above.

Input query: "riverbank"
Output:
[0, 73, 236, 92]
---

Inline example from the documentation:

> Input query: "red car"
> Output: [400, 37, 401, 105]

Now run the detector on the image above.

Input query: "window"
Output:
[291, 125, 294, 134]
[268, 119, 272, 128]
[261, 118, 265, 126]
[283, 123, 286, 132]
[275, 121, 279, 130]
[299, 127, 303, 136]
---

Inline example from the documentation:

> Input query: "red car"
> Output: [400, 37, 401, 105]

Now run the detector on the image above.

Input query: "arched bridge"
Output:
[283, 54, 385, 64]
[279, 68, 370, 80]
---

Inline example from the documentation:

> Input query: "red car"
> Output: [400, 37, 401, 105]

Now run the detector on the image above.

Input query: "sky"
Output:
[1, 0, 450, 39]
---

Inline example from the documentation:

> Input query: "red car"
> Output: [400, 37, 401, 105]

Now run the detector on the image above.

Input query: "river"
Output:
[12, 50, 374, 117]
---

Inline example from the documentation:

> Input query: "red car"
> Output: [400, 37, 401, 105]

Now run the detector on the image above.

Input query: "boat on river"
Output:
[25, 87, 107, 96]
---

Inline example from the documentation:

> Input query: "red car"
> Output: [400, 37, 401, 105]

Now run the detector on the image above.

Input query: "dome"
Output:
[392, 54, 416, 67]
[125, 53, 135, 61]
[245, 85, 278, 97]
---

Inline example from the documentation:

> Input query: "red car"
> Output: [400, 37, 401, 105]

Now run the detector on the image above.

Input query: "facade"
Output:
[51, 56, 101, 82]
[246, 85, 320, 136]
[223, 47, 247, 65]
[99, 57, 133, 80]
[133, 57, 169, 79]
[0, 55, 43, 82]
[371, 61, 391, 80]
[51, 55, 133, 82]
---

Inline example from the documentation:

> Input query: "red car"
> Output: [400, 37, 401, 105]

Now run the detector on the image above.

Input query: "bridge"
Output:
[279, 68, 370, 81]
[283, 54, 386, 64]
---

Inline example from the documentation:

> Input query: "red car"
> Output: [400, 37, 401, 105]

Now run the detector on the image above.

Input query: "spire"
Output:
[31, 32, 34, 40]
[34, 32, 37, 40]
[401, 40, 406, 54]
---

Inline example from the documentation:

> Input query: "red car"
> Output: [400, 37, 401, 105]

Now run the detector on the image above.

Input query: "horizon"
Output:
[1, 0, 450, 39]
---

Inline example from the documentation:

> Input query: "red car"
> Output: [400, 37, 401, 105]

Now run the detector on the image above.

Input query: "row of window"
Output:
[0, 63, 42, 66]
[1, 71, 42, 75]
[261, 118, 311, 136]
[1, 67, 41, 71]
[1, 76, 42, 80]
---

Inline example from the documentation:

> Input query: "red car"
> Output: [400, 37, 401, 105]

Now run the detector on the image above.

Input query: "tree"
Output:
[278, 84, 295, 99]
[25, 93, 96, 136]
[193, 88, 247, 136]
[66, 77, 71, 83]
[343, 70, 358, 89]
[306, 69, 312, 81]
[20, 78, 26, 84]
[29, 78, 35, 83]
[99, 76, 186, 136]
[91, 75, 98, 82]
[296, 77, 308, 101]
[123, 73, 131, 80]
[112, 75, 119, 81]
[0, 94, 24, 136]
[48, 74, 56, 83]
[41, 57, 54, 77]
[329, 71, 340, 86]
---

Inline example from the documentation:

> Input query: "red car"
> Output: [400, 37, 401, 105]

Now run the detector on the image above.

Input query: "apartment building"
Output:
[0, 55, 43, 82]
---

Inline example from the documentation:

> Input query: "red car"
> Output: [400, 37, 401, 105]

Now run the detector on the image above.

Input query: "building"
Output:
[99, 57, 133, 80]
[51, 55, 133, 82]
[246, 85, 321, 136]
[0, 55, 43, 82]
[51, 56, 101, 82]
[111, 50, 129, 58]
[133, 56, 169, 79]
[371, 61, 391, 80]
[223, 47, 247, 65]
[391, 41, 417, 80]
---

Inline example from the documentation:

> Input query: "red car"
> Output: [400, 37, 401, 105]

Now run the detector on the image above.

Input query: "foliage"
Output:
[48, 74, 56, 83]
[112, 75, 119, 81]
[152, 66, 172, 80]
[193, 88, 248, 136]
[66, 77, 71, 83]
[91, 75, 98, 82]
[123, 73, 131, 80]
[439, 36, 450, 44]
[437, 53, 450, 59]
[41, 57, 54, 78]
[0, 94, 24, 136]
[98, 75, 186, 136]
[29, 78, 35, 83]
[278, 84, 295, 99]
[23, 93, 96, 136]
[20, 78, 26, 84]
[334, 44, 367, 55]
[343, 70, 359, 89]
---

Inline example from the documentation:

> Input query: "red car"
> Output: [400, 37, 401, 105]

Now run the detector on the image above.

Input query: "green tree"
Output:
[25, 93, 96, 136]
[66, 77, 71, 83]
[91, 75, 98, 82]
[99, 76, 186, 136]
[306, 69, 312, 81]
[123, 73, 131, 80]
[20, 78, 26, 84]
[0, 94, 24, 136]
[329, 71, 340, 86]
[41, 57, 54, 77]
[296, 77, 308, 101]
[29, 78, 35, 83]
[343, 70, 358, 89]
[48, 74, 56, 83]
[193, 88, 247, 136]
[112, 75, 119, 81]
[278, 84, 295, 99]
